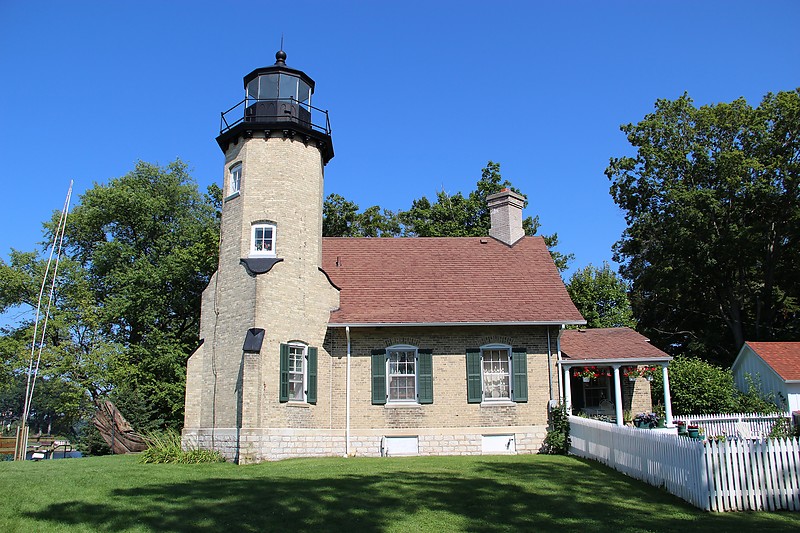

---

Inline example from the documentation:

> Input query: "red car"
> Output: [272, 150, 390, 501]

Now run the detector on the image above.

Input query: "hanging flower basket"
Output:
[622, 366, 642, 381]
[640, 366, 658, 382]
[573, 366, 609, 382]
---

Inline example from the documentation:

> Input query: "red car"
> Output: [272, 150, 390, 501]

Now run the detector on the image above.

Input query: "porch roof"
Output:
[560, 327, 671, 365]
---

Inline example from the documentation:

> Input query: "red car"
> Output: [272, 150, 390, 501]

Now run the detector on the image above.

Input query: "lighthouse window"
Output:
[280, 75, 298, 101]
[250, 224, 276, 257]
[229, 163, 241, 196]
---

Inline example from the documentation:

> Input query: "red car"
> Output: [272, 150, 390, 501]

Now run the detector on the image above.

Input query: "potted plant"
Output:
[675, 420, 687, 435]
[633, 412, 657, 429]
[687, 424, 700, 438]
[623, 410, 633, 426]
[653, 404, 666, 428]
[622, 366, 641, 381]
[573, 366, 599, 383]
[641, 366, 658, 382]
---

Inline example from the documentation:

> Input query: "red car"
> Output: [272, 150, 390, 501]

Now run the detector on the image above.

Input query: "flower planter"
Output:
[656, 418, 666, 428]
[687, 427, 699, 438]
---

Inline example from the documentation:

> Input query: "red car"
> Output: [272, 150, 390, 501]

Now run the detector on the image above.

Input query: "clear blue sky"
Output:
[1, 1, 798, 290]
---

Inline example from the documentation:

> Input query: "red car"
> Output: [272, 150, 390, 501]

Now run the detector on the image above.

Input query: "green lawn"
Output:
[1, 454, 798, 532]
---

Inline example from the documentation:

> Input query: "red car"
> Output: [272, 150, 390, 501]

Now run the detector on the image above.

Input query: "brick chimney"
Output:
[487, 188, 525, 245]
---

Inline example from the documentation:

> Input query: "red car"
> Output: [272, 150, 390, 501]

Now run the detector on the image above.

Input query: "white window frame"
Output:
[583, 375, 612, 408]
[386, 345, 418, 404]
[287, 343, 307, 402]
[481, 344, 512, 402]
[228, 162, 242, 196]
[250, 223, 276, 257]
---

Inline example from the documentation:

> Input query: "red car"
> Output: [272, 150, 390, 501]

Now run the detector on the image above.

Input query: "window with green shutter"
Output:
[466, 349, 482, 403]
[511, 347, 528, 402]
[418, 349, 433, 404]
[371, 349, 387, 405]
[466, 345, 528, 403]
[307, 347, 318, 404]
[279, 342, 317, 404]
[373, 346, 433, 405]
[279, 343, 290, 402]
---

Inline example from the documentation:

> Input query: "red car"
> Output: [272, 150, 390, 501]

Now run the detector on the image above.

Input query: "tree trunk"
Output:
[92, 400, 147, 454]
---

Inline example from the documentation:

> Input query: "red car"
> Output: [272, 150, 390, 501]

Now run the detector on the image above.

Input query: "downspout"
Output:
[345, 326, 351, 457]
[546, 327, 553, 400]
[556, 325, 565, 404]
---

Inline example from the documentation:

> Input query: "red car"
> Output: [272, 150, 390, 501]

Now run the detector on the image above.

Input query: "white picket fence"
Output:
[674, 412, 790, 439]
[569, 415, 800, 511]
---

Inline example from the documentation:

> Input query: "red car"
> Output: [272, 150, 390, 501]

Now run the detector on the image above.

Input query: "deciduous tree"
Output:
[606, 90, 800, 362]
[566, 262, 636, 328]
[0, 160, 220, 433]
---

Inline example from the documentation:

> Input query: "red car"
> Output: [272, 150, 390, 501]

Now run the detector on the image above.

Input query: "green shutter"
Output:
[307, 347, 318, 404]
[371, 349, 386, 405]
[466, 348, 482, 403]
[418, 349, 433, 404]
[279, 343, 289, 403]
[512, 347, 528, 403]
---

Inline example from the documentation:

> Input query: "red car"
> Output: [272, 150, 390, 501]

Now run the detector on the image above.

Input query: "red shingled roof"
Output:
[560, 327, 671, 361]
[321, 236, 584, 326]
[745, 342, 800, 381]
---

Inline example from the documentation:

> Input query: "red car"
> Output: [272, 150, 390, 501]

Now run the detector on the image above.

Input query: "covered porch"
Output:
[558, 327, 674, 427]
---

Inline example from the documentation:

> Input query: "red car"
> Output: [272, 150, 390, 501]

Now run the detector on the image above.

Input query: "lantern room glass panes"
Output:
[247, 73, 310, 103]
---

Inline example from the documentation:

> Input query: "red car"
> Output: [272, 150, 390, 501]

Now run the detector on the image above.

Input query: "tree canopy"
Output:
[606, 89, 800, 363]
[324, 161, 573, 271]
[0, 160, 220, 435]
[566, 263, 636, 329]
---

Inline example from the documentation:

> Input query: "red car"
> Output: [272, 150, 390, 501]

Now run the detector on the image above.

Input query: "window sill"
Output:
[224, 191, 240, 201]
[286, 401, 310, 408]
[385, 403, 422, 409]
[480, 401, 516, 408]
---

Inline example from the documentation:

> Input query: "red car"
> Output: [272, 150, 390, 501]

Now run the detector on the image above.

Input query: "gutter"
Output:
[558, 357, 673, 365]
[329, 320, 587, 328]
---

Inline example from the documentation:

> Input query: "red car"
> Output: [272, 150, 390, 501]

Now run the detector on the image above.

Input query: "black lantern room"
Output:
[217, 50, 333, 163]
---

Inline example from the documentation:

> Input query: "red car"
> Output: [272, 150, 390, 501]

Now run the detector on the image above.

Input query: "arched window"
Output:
[228, 162, 241, 196]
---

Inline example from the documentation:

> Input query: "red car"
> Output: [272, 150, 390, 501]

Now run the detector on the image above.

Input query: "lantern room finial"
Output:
[275, 49, 287, 66]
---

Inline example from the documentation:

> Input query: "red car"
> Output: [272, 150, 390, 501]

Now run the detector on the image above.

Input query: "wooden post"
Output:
[14, 425, 28, 461]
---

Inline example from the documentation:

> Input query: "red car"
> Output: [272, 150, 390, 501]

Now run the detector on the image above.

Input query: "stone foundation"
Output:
[183, 425, 548, 463]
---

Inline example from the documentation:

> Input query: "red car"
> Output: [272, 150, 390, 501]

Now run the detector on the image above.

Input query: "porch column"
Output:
[563, 366, 572, 413]
[612, 365, 623, 426]
[662, 364, 674, 426]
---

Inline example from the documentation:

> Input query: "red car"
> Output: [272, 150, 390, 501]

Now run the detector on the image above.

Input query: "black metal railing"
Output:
[219, 98, 331, 136]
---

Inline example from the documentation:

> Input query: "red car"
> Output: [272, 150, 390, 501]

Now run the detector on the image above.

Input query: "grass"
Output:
[1, 454, 799, 532]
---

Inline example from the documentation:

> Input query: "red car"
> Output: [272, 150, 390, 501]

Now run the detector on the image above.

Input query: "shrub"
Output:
[542, 403, 570, 455]
[736, 374, 783, 413]
[651, 356, 738, 414]
[652, 356, 783, 415]
[139, 429, 226, 464]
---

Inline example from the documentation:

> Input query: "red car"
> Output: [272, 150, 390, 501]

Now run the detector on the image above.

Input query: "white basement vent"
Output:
[383, 436, 419, 456]
[482, 434, 516, 454]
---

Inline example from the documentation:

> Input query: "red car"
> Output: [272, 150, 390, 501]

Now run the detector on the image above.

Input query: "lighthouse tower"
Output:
[183, 51, 339, 463]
